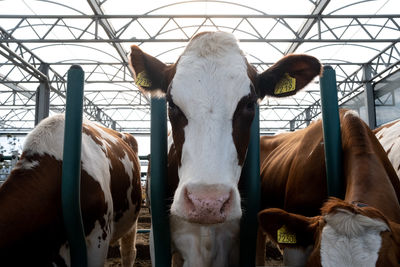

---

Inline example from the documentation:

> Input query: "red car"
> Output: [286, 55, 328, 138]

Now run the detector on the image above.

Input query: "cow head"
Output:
[258, 198, 400, 267]
[130, 31, 321, 224]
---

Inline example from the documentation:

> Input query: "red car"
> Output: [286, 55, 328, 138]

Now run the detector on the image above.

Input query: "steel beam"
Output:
[34, 63, 50, 125]
[1, 14, 398, 43]
[289, 41, 400, 130]
[0, 26, 120, 130]
[285, 0, 330, 54]
[363, 64, 376, 128]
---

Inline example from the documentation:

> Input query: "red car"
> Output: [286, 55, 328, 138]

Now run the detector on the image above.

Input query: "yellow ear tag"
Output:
[135, 71, 152, 88]
[277, 225, 297, 244]
[274, 73, 296, 95]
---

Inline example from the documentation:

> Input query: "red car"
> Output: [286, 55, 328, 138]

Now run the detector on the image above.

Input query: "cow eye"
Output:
[242, 96, 256, 114]
[168, 99, 183, 118]
[168, 100, 176, 109]
[246, 101, 255, 111]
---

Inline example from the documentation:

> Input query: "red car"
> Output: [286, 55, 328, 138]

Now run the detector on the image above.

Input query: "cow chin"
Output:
[170, 214, 241, 267]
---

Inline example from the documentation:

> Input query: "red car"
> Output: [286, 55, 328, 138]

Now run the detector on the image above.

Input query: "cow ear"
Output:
[129, 45, 173, 96]
[256, 54, 322, 99]
[258, 208, 320, 248]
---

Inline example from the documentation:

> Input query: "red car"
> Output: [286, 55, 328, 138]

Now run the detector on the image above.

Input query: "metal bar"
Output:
[319, 65, 344, 198]
[34, 63, 50, 125]
[289, 42, 400, 130]
[61, 65, 88, 267]
[363, 64, 376, 128]
[240, 105, 260, 266]
[1, 38, 398, 43]
[1, 14, 399, 19]
[285, 0, 330, 54]
[150, 97, 171, 267]
[0, 26, 120, 130]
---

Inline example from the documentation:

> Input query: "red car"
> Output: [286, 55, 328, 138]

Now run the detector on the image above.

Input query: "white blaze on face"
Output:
[320, 209, 389, 267]
[169, 32, 251, 221]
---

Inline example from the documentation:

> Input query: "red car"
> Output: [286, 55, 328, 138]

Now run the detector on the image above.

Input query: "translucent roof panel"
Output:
[0, 0, 399, 135]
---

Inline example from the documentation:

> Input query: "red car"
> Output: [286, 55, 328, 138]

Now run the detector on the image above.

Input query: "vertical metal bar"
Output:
[35, 63, 50, 125]
[61, 65, 88, 267]
[240, 105, 260, 266]
[150, 97, 171, 267]
[320, 65, 344, 198]
[363, 64, 376, 128]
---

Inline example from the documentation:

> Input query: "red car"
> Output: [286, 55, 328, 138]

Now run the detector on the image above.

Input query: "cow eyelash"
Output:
[168, 100, 176, 109]
[245, 94, 257, 109]
[166, 94, 176, 109]
[246, 101, 255, 110]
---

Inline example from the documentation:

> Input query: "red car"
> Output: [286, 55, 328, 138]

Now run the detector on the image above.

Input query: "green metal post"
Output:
[240, 105, 260, 267]
[61, 65, 88, 267]
[150, 97, 171, 267]
[320, 65, 344, 198]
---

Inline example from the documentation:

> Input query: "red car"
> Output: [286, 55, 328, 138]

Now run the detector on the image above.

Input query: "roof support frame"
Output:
[289, 41, 400, 130]
[0, 26, 120, 130]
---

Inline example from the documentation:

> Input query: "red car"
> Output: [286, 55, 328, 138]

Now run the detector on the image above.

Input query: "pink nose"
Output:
[183, 186, 232, 224]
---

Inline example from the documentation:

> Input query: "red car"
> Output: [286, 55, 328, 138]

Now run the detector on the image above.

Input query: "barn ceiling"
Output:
[0, 0, 399, 134]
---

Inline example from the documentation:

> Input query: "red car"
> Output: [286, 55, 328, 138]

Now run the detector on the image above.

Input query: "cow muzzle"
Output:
[181, 184, 234, 224]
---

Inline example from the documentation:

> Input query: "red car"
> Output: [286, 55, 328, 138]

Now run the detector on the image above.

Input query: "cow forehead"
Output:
[170, 33, 251, 118]
[320, 210, 389, 267]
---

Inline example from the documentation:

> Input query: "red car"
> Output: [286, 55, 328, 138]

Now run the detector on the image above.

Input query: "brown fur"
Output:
[232, 92, 257, 166]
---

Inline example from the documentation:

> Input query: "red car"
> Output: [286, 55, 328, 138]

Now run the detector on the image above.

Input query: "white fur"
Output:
[170, 215, 240, 267]
[57, 217, 113, 267]
[23, 114, 66, 160]
[81, 131, 113, 204]
[86, 218, 112, 267]
[167, 133, 174, 154]
[17, 158, 39, 170]
[343, 109, 359, 118]
[120, 151, 135, 180]
[168, 32, 250, 266]
[320, 209, 389, 267]
[375, 120, 400, 178]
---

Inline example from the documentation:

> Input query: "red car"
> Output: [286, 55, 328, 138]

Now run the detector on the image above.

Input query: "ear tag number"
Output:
[277, 225, 297, 244]
[274, 73, 296, 95]
[135, 71, 152, 88]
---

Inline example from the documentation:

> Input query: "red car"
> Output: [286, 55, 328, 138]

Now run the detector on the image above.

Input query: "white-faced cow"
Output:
[374, 119, 400, 179]
[129, 31, 321, 266]
[257, 110, 400, 266]
[0, 114, 142, 267]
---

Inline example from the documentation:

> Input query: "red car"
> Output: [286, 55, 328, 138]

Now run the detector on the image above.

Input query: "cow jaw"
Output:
[168, 32, 251, 224]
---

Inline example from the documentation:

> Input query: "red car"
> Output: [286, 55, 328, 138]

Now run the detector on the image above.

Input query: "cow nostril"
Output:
[220, 192, 232, 214]
[184, 188, 195, 210]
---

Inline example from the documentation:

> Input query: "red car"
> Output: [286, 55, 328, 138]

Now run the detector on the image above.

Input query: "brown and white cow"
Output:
[257, 109, 400, 266]
[129, 31, 321, 266]
[0, 114, 142, 267]
[374, 119, 400, 179]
